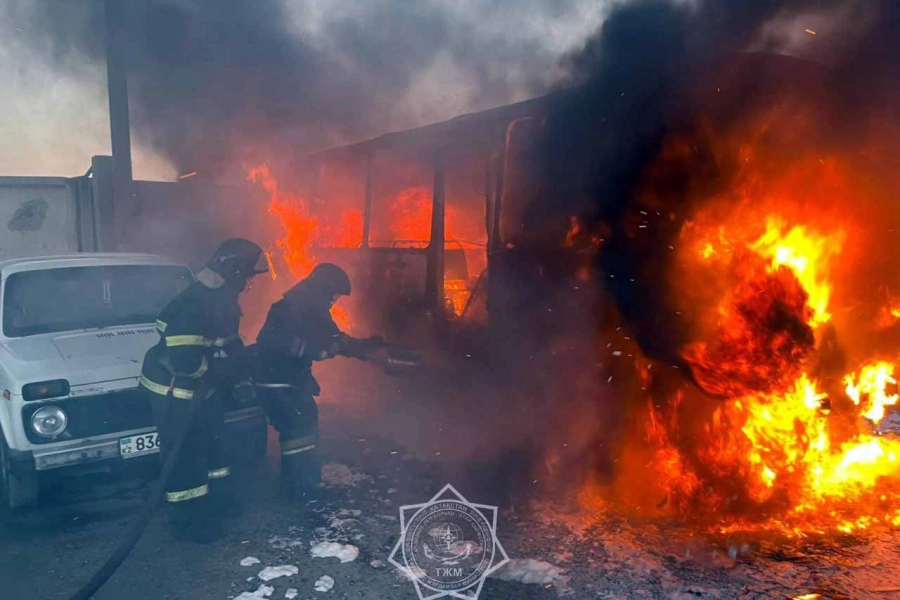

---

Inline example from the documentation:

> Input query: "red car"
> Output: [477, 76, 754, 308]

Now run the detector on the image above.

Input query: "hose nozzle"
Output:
[382, 345, 423, 377]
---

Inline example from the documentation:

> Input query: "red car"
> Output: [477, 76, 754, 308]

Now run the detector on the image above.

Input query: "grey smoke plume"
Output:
[2, 0, 611, 178]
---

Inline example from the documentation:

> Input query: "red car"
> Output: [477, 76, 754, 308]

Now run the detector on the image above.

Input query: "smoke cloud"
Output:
[1, 0, 613, 179]
[537, 0, 900, 370]
[0, 2, 175, 179]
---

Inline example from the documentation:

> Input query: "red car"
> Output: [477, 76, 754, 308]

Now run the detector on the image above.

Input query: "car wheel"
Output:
[0, 430, 39, 511]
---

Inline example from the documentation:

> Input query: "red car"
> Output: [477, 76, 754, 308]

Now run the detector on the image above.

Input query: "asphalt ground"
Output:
[1, 358, 895, 600]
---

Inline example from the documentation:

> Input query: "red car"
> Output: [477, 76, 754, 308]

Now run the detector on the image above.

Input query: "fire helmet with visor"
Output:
[306, 263, 351, 297]
[198, 238, 268, 289]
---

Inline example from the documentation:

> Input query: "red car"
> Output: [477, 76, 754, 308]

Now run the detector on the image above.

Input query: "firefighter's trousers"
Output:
[255, 383, 321, 495]
[146, 386, 231, 540]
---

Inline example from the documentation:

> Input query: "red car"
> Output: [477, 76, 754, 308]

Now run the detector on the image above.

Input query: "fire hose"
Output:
[67, 390, 202, 600]
[66, 344, 420, 599]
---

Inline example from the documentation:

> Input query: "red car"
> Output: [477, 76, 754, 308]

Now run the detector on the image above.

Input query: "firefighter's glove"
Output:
[213, 335, 244, 356]
[287, 336, 307, 358]
[313, 335, 341, 361]
[192, 382, 217, 402]
[335, 333, 385, 360]
[334, 333, 354, 358]
[361, 336, 387, 360]
[368, 346, 391, 366]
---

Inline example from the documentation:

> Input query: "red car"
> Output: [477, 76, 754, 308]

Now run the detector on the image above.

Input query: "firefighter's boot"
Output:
[167, 495, 223, 544]
[279, 436, 321, 502]
[208, 469, 243, 518]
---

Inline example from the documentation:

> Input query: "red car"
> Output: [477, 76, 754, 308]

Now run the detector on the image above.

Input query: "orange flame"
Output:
[619, 127, 900, 531]
[878, 297, 900, 328]
[845, 362, 899, 423]
[563, 216, 582, 248]
[249, 164, 350, 329]
[249, 164, 318, 278]
[444, 279, 470, 317]
[644, 210, 900, 533]
[319, 209, 364, 248]
[387, 187, 432, 242]
[251, 166, 486, 327]
[748, 216, 844, 327]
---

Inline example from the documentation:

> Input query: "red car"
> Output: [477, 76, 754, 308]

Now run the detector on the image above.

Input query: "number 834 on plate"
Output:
[119, 432, 160, 458]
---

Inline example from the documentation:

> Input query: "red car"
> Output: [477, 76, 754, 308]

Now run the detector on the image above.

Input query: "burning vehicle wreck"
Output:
[569, 53, 900, 537]
[4, 0, 900, 598]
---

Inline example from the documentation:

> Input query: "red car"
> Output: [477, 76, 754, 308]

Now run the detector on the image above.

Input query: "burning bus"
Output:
[252, 50, 900, 537]
[249, 88, 597, 358]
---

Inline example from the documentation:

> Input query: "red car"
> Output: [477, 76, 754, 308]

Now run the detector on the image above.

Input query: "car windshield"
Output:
[2, 264, 192, 337]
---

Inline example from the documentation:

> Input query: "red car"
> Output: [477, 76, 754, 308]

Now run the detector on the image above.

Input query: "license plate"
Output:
[120, 432, 160, 458]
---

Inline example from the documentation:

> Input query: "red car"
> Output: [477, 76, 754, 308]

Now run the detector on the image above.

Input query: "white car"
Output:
[0, 253, 268, 510]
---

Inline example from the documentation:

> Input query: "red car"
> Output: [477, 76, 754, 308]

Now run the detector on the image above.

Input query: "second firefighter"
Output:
[254, 263, 386, 499]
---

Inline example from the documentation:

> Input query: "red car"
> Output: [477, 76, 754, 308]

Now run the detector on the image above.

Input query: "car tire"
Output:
[0, 429, 39, 511]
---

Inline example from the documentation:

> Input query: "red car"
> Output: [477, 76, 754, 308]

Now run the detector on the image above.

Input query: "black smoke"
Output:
[538, 0, 900, 372]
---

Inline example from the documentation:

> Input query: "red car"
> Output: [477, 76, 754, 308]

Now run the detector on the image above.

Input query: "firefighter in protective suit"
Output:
[255, 263, 386, 499]
[139, 238, 268, 542]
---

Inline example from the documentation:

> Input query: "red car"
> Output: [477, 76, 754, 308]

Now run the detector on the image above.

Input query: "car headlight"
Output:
[31, 406, 68, 438]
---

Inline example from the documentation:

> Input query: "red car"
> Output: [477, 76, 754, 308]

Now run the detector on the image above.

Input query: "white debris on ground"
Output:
[240, 556, 261, 567]
[284, 589, 298, 599]
[310, 541, 359, 563]
[328, 508, 362, 529]
[258, 565, 299, 581]
[316, 508, 365, 543]
[268, 535, 304, 549]
[492, 558, 565, 585]
[320, 463, 373, 487]
[234, 584, 275, 599]
[314, 575, 335, 592]
[369, 559, 385, 569]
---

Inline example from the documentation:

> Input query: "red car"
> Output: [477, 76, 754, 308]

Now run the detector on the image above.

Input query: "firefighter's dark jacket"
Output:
[140, 281, 242, 399]
[255, 281, 372, 389]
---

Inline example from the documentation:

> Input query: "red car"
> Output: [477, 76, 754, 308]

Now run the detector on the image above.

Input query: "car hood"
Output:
[0, 326, 159, 390]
